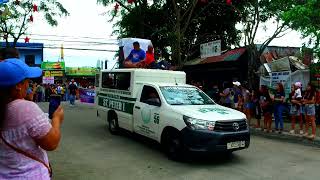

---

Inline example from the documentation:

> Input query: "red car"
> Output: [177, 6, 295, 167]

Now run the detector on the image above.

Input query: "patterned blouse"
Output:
[0, 99, 52, 180]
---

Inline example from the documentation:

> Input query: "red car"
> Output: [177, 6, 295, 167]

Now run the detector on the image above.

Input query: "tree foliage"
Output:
[98, 0, 252, 66]
[280, 0, 320, 56]
[0, 0, 69, 47]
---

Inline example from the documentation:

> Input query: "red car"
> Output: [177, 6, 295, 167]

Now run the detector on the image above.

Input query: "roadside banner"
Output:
[43, 77, 54, 84]
[270, 71, 291, 96]
[79, 88, 95, 104]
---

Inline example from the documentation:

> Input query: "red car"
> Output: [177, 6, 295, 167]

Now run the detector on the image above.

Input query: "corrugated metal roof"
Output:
[184, 48, 246, 66]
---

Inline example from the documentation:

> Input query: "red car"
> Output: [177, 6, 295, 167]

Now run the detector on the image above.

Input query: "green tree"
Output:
[238, 0, 295, 88]
[281, 0, 320, 56]
[99, 0, 251, 66]
[0, 0, 69, 47]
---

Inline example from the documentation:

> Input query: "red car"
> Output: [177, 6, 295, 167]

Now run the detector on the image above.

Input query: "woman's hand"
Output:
[36, 106, 64, 151]
[53, 106, 64, 124]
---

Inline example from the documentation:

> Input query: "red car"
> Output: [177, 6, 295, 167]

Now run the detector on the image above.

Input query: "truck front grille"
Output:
[214, 120, 247, 132]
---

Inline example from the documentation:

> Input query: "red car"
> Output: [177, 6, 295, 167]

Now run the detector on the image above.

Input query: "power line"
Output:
[20, 38, 118, 45]
[16, 46, 118, 52]
[17, 33, 118, 41]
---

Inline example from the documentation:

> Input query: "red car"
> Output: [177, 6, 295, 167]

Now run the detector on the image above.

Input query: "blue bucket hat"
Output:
[0, 58, 42, 87]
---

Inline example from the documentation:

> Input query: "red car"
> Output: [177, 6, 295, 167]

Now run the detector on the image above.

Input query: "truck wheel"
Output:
[163, 131, 184, 161]
[108, 115, 119, 135]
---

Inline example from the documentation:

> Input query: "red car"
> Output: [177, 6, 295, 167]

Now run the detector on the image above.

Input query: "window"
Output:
[25, 55, 35, 66]
[102, 72, 131, 90]
[95, 74, 100, 87]
[160, 86, 215, 105]
[140, 86, 161, 106]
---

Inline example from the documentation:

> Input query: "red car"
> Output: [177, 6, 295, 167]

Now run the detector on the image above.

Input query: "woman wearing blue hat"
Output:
[0, 49, 64, 179]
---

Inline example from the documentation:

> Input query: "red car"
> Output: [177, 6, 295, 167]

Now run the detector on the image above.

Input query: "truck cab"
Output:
[96, 69, 250, 160]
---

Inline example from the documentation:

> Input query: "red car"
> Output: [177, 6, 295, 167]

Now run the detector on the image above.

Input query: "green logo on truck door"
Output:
[198, 107, 229, 115]
[98, 96, 135, 114]
[141, 108, 151, 124]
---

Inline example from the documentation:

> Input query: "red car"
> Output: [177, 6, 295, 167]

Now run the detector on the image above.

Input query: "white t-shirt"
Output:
[294, 88, 302, 99]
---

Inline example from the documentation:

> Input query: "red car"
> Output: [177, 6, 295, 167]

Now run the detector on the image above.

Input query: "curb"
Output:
[250, 128, 320, 148]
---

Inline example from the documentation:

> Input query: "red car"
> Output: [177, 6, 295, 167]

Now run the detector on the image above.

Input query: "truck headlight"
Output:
[183, 115, 215, 131]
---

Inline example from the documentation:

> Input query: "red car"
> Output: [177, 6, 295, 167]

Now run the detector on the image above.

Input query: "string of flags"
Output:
[0, 0, 39, 43]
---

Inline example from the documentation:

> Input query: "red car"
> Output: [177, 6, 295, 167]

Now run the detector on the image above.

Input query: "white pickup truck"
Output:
[95, 69, 250, 160]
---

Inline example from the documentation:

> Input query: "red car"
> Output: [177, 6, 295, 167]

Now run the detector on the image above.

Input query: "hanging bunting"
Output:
[14, 0, 20, 5]
[24, 36, 30, 43]
[33, 4, 38, 12]
[114, 3, 119, 11]
[29, 15, 33, 22]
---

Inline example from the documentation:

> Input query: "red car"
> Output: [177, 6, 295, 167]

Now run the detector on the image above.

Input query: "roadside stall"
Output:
[259, 56, 310, 96]
[65, 67, 98, 88]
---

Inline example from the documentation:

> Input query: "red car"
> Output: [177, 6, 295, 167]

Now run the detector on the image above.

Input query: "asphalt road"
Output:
[38, 102, 320, 180]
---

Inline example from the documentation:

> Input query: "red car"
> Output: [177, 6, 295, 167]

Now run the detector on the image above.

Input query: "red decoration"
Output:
[14, 0, 20, 5]
[114, 3, 119, 11]
[33, 4, 38, 12]
[128, 0, 134, 4]
[226, 0, 232, 5]
[29, 15, 33, 22]
[24, 37, 30, 43]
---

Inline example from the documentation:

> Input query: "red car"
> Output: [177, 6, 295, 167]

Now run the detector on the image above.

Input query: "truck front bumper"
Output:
[180, 128, 250, 153]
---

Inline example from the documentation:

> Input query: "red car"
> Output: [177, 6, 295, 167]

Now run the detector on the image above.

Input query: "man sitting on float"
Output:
[123, 41, 146, 68]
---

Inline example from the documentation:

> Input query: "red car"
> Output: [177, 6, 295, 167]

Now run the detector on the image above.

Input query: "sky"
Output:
[25, 0, 307, 68]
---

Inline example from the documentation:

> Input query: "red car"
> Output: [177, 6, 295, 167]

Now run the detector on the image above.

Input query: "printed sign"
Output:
[200, 40, 221, 58]
[41, 62, 65, 70]
[79, 88, 95, 104]
[66, 67, 97, 76]
[44, 71, 51, 77]
[98, 96, 135, 114]
[50, 71, 64, 77]
[42, 77, 54, 84]
[271, 71, 291, 95]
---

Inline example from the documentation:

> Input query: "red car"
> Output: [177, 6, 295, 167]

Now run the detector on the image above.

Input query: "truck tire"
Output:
[162, 130, 184, 161]
[108, 114, 119, 135]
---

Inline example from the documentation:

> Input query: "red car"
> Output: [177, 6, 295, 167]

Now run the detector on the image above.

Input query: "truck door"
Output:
[133, 85, 162, 140]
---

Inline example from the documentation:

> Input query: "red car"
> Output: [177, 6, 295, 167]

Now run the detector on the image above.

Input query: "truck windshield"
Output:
[160, 86, 215, 105]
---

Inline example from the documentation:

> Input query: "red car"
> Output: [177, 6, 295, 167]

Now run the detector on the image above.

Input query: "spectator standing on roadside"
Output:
[68, 81, 78, 106]
[252, 89, 262, 128]
[207, 84, 221, 103]
[232, 81, 242, 109]
[45, 84, 51, 102]
[237, 94, 244, 112]
[220, 82, 234, 108]
[289, 83, 304, 134]
[0, 54, 64, 179]
[260, 85, 273, 133]
[302, 83, 317, 140]
[36, 84, 43, 102]
[61, 84, 66, 101]
[241, 85, 252, 125]
[25, 83, 34, 101]
[273, 83, 285, 134]
[56, 83, 63, 97]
